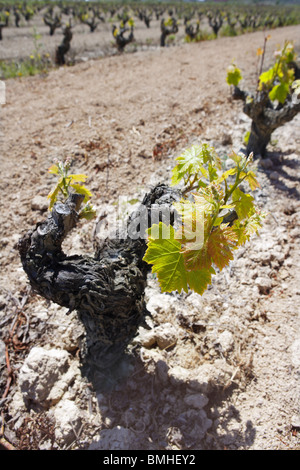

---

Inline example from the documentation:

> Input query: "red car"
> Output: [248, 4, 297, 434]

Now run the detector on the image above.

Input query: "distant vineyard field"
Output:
[1, 1, 300, 77]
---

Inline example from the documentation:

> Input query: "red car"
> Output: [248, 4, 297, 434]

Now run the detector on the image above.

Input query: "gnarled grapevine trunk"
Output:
[232, 86, 300, 157]
[160, 18, 178, 47]
[55, 24, 72, 65]
[18, 184, 180, 384]
[112, 25, 135, 52]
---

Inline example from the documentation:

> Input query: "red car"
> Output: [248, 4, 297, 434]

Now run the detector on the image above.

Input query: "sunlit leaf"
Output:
[48, 164, 59, 175]
[143, 223, 215, 295]
[171, 144, 221, 187]
[71, 184, 93, 203]
[207, 225, 238, 271]
[226, 64, 242, 87]
[229, 150, 243, 165]
[245, 170, 260, 190]
[259, 67, 275, 88]
[182, 239, 211, 271]
[79, 204, 97, 220]
[232, 187, 255, 220]
[269, 82, 290, 104]
[185, 267, 215, 296]
[233, 210, 265, 245]
[215, 167, 237, 184]
[47, 160, 95, 218]
[143, 223, 188, 293]
[47, 183, 61, 210]
[69, 174, 88, 183]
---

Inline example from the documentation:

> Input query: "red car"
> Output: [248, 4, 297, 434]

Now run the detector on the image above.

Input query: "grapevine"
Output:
[227, 40, 300, 157]
[258, 40, 297, 104]
[47, 158, 96, 221]
[143, 144, 265, 295]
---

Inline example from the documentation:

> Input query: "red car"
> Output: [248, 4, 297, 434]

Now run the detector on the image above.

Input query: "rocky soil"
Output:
[0, 24, 300, 451]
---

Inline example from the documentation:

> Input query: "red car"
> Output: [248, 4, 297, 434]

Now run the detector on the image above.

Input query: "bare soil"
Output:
[0, 23, 300, 450]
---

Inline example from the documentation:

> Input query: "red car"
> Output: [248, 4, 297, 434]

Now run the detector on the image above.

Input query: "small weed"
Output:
[0, 54, 50, 79]
[185, 30, 216, 43]
[220, 25, 238, 37]
[0, 27, 51, 80]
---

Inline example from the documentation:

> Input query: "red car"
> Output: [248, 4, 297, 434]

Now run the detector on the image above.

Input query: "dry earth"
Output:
[0, 24, 300, 451]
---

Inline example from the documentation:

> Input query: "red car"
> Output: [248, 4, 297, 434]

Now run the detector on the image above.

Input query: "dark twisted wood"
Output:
[160, 17, 178, 47]
[112, 25, 134, 52]
[18, 184, 180, 381]
[55, 24, 72, 65]
[232, 80, 300, 157]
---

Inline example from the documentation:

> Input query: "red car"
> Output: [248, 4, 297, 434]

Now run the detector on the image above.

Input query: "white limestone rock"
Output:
[18, 347, 78, 409]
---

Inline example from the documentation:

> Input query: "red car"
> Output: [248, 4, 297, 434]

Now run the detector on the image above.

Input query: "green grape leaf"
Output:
[200, 144, 221, 167]
[229, 150, 243, 165]
[232, 220, 248, 245]
[128, 17, 135, 27]
[176, 204, 206, 261]
[47, 159, 96, 217]
[79, 204, 96, 220]
[243, 131, 250, 145]
[245, 170, 260, 191]
[259, 67, 275, 89]
[171, 144, 221, 186]
[185, 267, 215, 296]
[48, 164, 59, 175]
[193, 185, 224, 212]
[182, 222, 238, 273]
[232, 187, 255, 220]
[269, 82, 290, 104]
[174, 199, 205, 242]
[176, 182, 228, 270]
[226, 64, 242, 87]
[208, 163, 218, 183]
[242, 210, 265, 240]
[143, 223, 189, 293]
[171, 165, 183, 186]
[48, 183, 61, 210]
[171, 145, 204, 185]
[69, 174, 88, 183]
[174, 193, 211, 222]
[233, 209, 265, 245]
[215, 167, 237, 184]
[70, 184, 93, 203]
[143, 223, 214, 295]
[207, 225, 238, 271]
[182, 239, 211, 271]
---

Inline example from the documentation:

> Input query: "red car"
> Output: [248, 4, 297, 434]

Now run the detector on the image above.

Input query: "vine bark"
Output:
[232, 85, 300, 157]
[18, 184, 180, 383]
